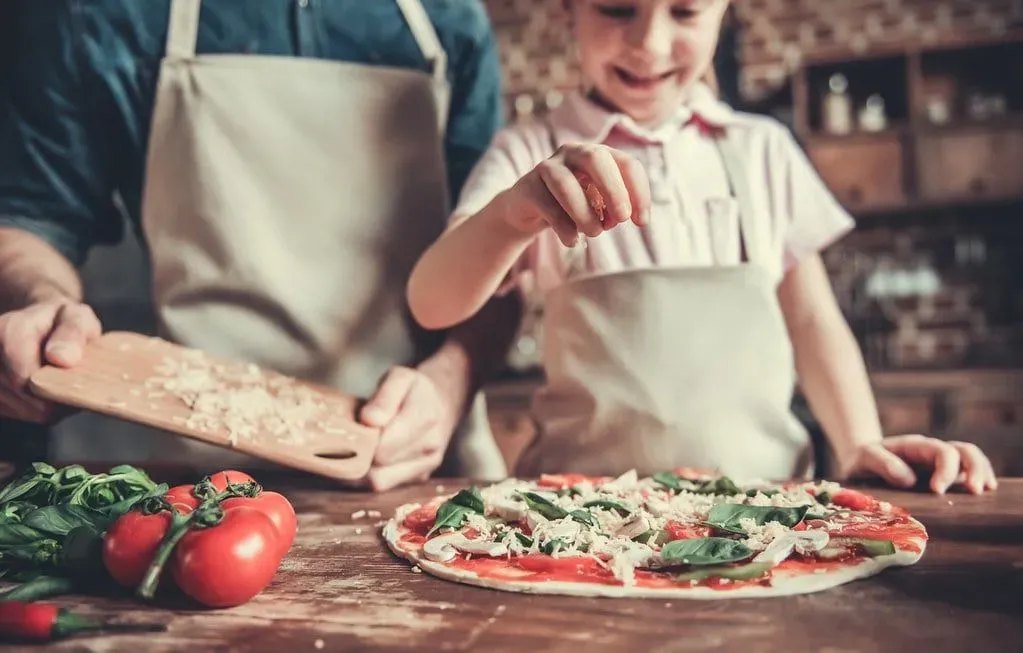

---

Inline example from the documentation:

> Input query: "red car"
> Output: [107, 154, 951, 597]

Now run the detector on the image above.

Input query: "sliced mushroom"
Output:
[423, 533, 509, 563]
[423, 532, 465, 563]
[753, 530, 830, 565]
[614, 514, 649, 540]
[488, 498, 526, 522]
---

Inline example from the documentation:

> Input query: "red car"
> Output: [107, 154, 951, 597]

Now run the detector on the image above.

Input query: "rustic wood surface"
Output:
[5, 474, 1022, 652]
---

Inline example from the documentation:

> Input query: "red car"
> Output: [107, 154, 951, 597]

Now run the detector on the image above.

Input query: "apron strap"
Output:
[165, 0, 201, 59]
[396, 0, 448, 85]
[713, 133, 764, 268]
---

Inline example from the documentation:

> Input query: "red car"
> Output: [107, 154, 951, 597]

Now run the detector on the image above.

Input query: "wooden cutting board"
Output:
[28, 331, 380, 481]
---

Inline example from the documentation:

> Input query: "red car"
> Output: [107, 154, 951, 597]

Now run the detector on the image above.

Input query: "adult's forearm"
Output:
[417, 292, 523, 421]
[0, 228, 83, 313]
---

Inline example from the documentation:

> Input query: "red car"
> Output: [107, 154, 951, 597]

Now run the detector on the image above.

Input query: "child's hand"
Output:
[845, 435, 998, 495]
[504, 144, 651, 246]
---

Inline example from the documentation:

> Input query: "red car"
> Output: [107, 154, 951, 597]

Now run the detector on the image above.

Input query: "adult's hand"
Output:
[0, 300, 101, 422]
[358, 366, 459, 492]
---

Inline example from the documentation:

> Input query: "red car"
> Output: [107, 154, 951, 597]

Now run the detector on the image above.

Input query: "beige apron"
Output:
[90, 0, 505, 477]
[517, 129, 812, 483]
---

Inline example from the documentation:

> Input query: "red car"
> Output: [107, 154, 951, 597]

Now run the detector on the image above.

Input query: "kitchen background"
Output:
[2, 0, 1021, 477]
[482, 0, 1023, 475]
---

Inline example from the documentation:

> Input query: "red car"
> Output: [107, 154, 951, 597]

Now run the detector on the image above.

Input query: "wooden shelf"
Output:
[794, 34, 1023, 216]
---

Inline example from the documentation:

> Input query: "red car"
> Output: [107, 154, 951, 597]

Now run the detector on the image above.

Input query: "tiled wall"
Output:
[483, 0, 1023, 372]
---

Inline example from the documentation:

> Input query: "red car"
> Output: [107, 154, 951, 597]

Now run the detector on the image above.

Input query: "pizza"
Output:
[382, 469, 928, 598]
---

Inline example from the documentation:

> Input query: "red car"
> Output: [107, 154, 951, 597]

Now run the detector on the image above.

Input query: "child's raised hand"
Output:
[504, 143, 651, 246]
[844, 435, 998, 495]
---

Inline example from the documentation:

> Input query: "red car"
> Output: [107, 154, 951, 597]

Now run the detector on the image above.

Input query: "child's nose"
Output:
[625, 11, 673, 60]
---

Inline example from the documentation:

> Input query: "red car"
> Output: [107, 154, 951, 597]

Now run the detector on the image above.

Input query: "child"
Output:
[407, 0, 996, 494]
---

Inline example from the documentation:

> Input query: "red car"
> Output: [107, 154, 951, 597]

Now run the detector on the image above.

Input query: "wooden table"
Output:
[8, 476, 1023, 652]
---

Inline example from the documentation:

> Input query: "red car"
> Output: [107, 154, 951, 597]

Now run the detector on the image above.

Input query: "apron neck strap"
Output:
[712, 132, 765, 268]
[166, 0, 201, 59]
[396, 0, 448, 85]
[163, 0, 449, 83]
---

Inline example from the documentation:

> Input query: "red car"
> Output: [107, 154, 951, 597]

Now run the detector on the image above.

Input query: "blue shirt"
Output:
[0, 0, 504, 264]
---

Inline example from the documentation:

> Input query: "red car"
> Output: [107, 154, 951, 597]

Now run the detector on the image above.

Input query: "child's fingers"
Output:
[883, 434, 960, 494]
[607, 149, 653, 227]
[536, 159, 603, 238]
[924, 441, 961, 494]
[859, 445, 916, 488]
[525, 175, 582, 246]
[563, 146, 632, 226]
[948, 441, 998, 493]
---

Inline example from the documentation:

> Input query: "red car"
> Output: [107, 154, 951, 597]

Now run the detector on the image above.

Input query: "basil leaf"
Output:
[515, 532, 534, 548]
[427, 487, 485, 537]
[568, 509, 597, 528]
[427, 504, 473, 537]
[21, 505, 107, 538]
[96, 484, 169, 521]
[519, 492, 568, 520]
[745, 488, 780, 498]
[449, 487, 484, 514]
[815, 492, 832, 505]
[653, 473, 742, 496]
[540, 538, 568, 555]
[705, 504, 810, 534]
[0, 523, 45, 546]
[673, 561, 772, 583]
[659, 537, 753, 566]
[582, 499, 630, 516]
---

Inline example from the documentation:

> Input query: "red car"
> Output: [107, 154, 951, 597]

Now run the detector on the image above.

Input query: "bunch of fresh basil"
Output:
[0, 462, 166, 599]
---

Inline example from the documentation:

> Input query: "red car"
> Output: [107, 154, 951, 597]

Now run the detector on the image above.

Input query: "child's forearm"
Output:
[792, 314, 885, 474]
[779, 256, 884, 475]
[408, 191, 537, 330]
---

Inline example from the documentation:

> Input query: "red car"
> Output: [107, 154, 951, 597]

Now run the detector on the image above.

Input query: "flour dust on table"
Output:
[383, 470, 928, 598]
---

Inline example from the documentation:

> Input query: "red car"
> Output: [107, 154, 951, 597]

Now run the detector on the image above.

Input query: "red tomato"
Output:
[831, 489, 880, 512]
[665, 522, 711, 540]
[537, 473, 607, 489]
[221, 491, 297, 556]
[207, 470, 257, 492]
[165, 485, 200, 514]
[512, 554, 608, 579]
[103, 510, 174, 588]
[402, 506, 438, 536]
[171, 506, 281, 608]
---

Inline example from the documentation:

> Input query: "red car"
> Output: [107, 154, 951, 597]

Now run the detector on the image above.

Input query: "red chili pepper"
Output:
[0, 601, 165, 642]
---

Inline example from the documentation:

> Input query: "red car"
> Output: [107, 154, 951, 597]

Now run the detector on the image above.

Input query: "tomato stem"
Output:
[135, 510, 192, 600]
[135, 504, 225, 600]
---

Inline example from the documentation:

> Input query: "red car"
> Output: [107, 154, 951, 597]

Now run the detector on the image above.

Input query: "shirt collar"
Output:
[548, 82, 739, 145]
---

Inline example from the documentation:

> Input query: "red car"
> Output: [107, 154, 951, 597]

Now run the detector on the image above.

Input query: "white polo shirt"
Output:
[451, 84, 855, 296]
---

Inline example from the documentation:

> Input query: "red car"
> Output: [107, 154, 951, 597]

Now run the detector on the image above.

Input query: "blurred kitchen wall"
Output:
[482, 0, 1023, 474]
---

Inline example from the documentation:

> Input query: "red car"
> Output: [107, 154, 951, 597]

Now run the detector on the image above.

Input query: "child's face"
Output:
[568, 0, 729, 126]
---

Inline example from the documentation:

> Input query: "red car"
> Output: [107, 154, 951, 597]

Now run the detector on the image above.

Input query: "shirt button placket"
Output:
[648, 145, 673, 205]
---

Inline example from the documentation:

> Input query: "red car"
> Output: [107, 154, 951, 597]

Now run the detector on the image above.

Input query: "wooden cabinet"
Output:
[808, 134, 907, 211]
[916, 124, 1023, 202]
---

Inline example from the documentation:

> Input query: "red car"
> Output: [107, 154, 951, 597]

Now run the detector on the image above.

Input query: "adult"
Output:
[0, 0, 520, 489]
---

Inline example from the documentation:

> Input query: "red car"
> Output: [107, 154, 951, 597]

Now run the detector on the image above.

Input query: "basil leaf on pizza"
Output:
[653, 472, 742, 496]
[582, 499, 631, 516]
[705, 504, 810, 534]
[427, 487, 484, 536]
[519, 492, 566, 520]
[520, 492, 598, 528]
[659, 537, 753, 566]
